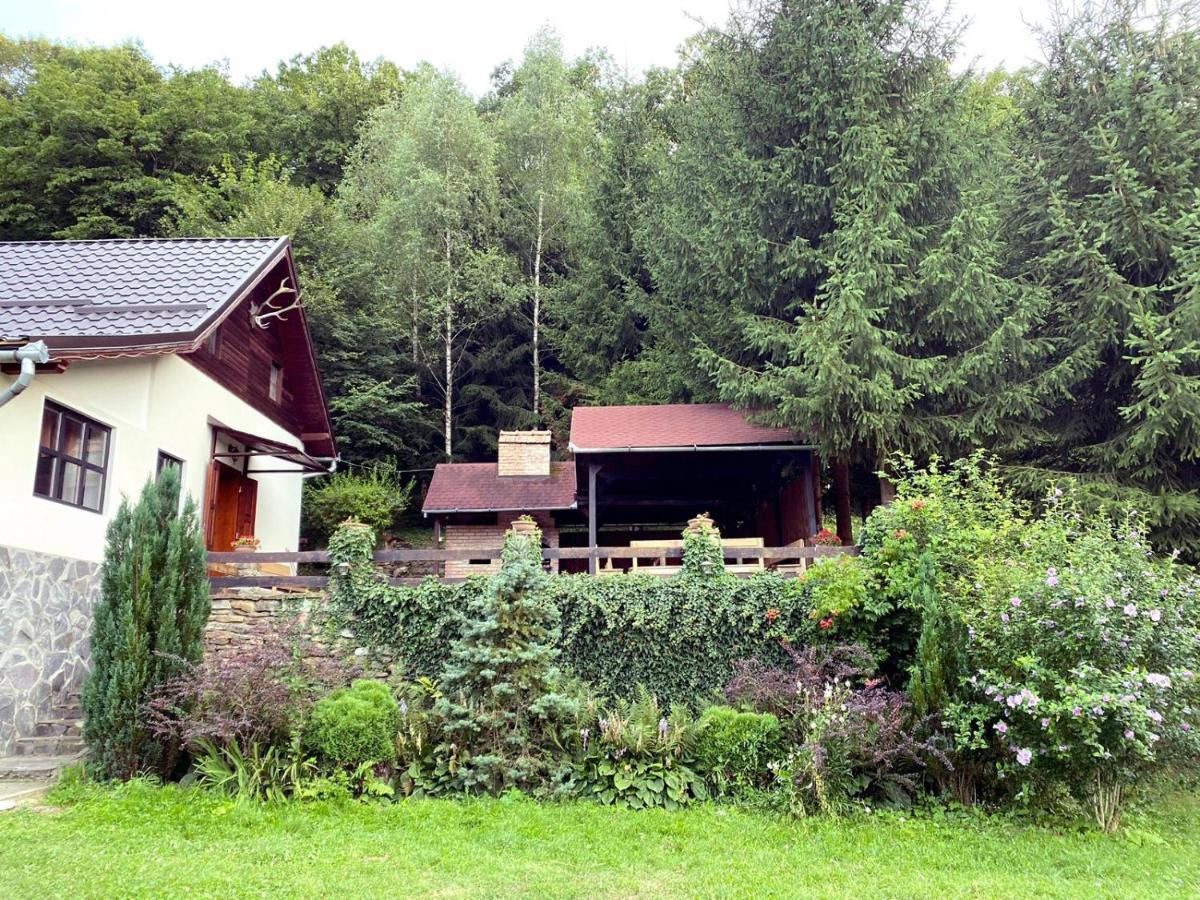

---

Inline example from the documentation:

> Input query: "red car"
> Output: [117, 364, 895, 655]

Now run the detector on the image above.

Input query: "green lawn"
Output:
[2, 783, 1198, 898]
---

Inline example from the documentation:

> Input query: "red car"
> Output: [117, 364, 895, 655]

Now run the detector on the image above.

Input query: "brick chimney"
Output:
[497, 430, 551, 476]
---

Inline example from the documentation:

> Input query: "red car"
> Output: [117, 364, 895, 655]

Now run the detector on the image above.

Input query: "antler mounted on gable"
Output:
[251, 277, 303, 328]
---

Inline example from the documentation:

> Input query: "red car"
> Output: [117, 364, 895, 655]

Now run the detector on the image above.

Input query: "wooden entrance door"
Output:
[205, 460, 258, 551]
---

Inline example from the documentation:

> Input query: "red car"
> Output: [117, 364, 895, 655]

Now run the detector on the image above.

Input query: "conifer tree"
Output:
[82, 466, 209, 779]
[1005, 0, 1200, 555]
[434, 527, 576, 793]
[907, 553, 968, 718]
[643, 0, 1047, 540]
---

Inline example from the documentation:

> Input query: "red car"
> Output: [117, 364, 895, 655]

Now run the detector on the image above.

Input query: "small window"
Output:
[269, 363, 283, 403]
[156, 451, 183, 479]
[34, 401, 111, 512]
[205, 330, 220, 356]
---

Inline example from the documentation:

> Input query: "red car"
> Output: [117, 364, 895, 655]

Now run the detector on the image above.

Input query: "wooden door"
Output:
[206, 461, 258, 551]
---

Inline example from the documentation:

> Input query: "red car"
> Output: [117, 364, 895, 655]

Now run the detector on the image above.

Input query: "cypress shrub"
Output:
[82, 466, 210, 779]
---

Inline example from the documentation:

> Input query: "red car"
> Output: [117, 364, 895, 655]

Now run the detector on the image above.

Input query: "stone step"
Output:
[13, 736, 85, 757]
[50, 705, 83, 721]
[32, 719, 82, 738]
[0, 753, 83, 782]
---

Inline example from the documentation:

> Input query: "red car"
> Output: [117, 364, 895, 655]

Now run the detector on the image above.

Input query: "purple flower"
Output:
[1149, 609, 1162, 623]
[1105, 598, 1115, 609]
[1040, 717, 1050, 729]
[1016, 748, 1033, 766]
[1124, 729, 1135, 740]
[1001, 612, 1010, 624]
[1148, 710, 1163, 724]
[984, 685, 995, 696]
[1146, 673, 1171, 689]
[1007, 694, 1021, 708]
[1182, 723, 1192, 733]
[1046, 568, 1058, 587]
[658, 717, 669, 740]
[1011, 596, 1023, 607]
[1072, 706, 1083, 717]
[1124, 603, 1138, 617]
[995, 721, 1008, 734]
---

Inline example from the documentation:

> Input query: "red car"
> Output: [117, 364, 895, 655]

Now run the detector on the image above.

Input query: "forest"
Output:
[1, 0, 1198, 554]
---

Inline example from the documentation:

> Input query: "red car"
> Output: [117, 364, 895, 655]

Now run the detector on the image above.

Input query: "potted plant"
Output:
[231, 534, 261, 552]
[510, 514, 540, 535]
[686, 512, 715, 534]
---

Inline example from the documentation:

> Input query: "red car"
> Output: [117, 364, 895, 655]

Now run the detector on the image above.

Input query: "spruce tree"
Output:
[82, 466, 210, 779]
[1005, 0, 1200, 555]
[642, 0, 1047, 539]
[434, 527, 576, 793]
[906, 553, 968, 718]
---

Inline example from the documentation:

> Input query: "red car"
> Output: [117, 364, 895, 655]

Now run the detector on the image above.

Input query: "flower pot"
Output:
[509, 519, 539, 535]
[686, 513, 715, 534]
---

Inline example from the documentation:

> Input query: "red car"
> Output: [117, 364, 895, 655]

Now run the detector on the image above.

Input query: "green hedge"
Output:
[327, 523, 811, 703]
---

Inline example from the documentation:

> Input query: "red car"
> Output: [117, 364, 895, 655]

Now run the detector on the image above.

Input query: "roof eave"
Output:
[422, 502, 579, 516]
[568, 441, 812, 453]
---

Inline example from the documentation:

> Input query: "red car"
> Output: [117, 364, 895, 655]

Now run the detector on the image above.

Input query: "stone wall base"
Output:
[0, 546, 99, 756]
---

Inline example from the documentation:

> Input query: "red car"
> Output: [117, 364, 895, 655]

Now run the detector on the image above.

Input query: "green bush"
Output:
[695, 706, 783, 796]
[302, 460, 413, 546]
[328, 522, 810, 704]
[564, 691, 709, 810]
[305, 680, 400, 769]
[83, 465, 209, 780]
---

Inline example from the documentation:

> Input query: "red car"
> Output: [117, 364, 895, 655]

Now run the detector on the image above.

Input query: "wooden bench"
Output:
[627, 538, 766, 577]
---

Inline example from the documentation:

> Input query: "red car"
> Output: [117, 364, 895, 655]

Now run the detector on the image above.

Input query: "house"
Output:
[423, 403, 823, 575]
[0, 237, 334, 758]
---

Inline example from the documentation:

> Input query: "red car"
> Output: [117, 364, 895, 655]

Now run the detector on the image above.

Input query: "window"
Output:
[34, 401, 110, 512]
[156, 450, 183, 479]
[269, 363, 283, 403]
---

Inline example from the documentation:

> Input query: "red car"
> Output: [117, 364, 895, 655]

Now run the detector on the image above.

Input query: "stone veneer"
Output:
[0, 545, 100, 756]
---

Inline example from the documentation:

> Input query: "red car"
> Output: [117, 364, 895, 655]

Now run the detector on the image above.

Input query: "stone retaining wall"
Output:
[0, 546, 100, 756]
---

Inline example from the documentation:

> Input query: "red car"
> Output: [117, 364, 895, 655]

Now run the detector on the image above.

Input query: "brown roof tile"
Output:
[423, 462, 578, 514]
[568, 403, 803, 451]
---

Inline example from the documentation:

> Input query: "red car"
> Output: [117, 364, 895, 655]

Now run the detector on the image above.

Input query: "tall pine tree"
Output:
[82, 466, 209, 779]
[643, 0, 1047, 540]
[1005, 0, 1200, 555]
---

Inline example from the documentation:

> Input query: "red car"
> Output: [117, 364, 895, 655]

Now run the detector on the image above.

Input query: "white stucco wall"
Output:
[0, 354, 307, 563]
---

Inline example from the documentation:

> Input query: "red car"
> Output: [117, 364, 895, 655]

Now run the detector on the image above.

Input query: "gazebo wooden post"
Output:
[587, 463, 601, 575]
[831, 457, 854, 546]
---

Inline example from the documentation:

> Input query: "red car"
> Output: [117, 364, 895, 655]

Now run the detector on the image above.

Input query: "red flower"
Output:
[766, 608, 780, 622]
[910, 499, 927, 510]
[819, 617, 834, 630]
[893, 528, 909, 540]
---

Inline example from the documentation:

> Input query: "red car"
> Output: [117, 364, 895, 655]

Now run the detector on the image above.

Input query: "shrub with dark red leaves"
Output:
[725, 642, 947, 810]
[147, 633, 352, 759]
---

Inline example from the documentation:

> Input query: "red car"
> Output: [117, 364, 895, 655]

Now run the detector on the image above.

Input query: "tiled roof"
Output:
[423, 462, 578, 514]
[0, 237, 287, 351]
[569, 403, 803, 451]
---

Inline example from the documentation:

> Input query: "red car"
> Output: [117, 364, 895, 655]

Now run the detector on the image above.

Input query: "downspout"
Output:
[0, 341, 50, 408]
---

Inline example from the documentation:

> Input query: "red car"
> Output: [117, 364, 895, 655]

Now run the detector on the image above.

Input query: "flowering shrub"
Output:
[945, 494, 1200, 829]
[797, 556, 874, 646]
[725, 644, 944, 813]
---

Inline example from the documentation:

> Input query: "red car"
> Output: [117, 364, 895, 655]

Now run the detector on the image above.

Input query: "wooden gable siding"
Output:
[182, 259, 305, 438]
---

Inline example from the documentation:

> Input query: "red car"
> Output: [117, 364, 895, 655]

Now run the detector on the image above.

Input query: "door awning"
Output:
[208, 417, 331, 474]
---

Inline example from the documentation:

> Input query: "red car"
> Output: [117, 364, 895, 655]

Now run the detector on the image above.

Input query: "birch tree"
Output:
[493, 28, 593, 418]
[340, 66, 506, 459]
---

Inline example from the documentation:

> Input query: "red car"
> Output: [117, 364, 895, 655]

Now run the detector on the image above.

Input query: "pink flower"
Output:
[1011, 596, 1022, 607]
[1072, 706, 1083, 717]
[1016, 748, 1033, 766]
[1182, 723, 1192, 733]
[995, 721, 1008, 735]
[1124, 729, 1135, 740]
[1040, 717, 1050, 729]
[1046, 568, 1058, 587]
[1105, 598, 1115, 608]
[1124, 603, 1138, 617]
[1147, 710, 1163, 724]
[1149, 609, 1161, 623]
[1001, 612, 1010, 623]
[1146, 673, 1171, 688]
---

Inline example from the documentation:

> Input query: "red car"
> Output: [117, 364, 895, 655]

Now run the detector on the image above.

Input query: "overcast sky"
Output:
[1, 0, 1055, 93]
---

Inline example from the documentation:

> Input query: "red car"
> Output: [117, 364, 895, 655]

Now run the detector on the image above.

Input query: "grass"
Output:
[2, 783, 1199, 898]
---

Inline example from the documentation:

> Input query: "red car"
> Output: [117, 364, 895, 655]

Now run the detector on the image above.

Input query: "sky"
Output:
[0, 0, 1055, 94]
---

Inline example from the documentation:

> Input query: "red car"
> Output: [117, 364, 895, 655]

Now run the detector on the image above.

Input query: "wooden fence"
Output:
[207, 544, 860, 590]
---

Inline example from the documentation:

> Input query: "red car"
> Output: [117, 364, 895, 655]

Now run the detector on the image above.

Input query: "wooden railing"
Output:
[207, 544, 860, 590]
